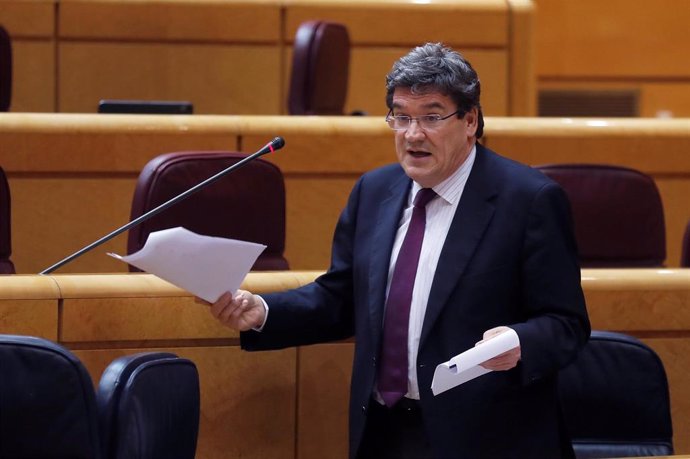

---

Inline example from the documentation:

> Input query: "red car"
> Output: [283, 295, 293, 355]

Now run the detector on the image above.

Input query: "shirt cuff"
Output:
[252, 295, 269, 332]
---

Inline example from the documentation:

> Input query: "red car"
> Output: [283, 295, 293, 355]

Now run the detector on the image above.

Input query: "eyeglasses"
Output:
[385, 109, 463, 131]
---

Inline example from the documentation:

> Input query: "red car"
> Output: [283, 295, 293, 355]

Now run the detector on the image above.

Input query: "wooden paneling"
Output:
[0, 275, 60, 340]
[538, 80, 690, 119]
[297, 343, 353, 459]
[2, 115, 690, 273]
[10, 41, 56, 112]
[535, 0, 690, 78]
[508, 0, 536, 116]
[58, 43, 282, 114]
[58, 0, 281, 42]
[11, 177, 134, 274]
[74, 346, 298, 459]
[3, 270, 690, 456]
[0, 1, 55, 37]
[4, 0, 535, 116]
[534, 0, 690, 117]
[0, 0, 56, 112]
[284, 0, 508, 47]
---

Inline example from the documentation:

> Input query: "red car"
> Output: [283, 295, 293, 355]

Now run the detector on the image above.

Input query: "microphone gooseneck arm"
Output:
[39, 136, 286, 275]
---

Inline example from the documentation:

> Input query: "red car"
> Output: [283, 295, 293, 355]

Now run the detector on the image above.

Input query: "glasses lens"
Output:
[387, 116, 407, 130]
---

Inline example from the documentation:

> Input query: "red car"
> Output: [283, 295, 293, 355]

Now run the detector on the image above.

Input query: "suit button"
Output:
[419, 363, 425, 368]
[362, 405, 367, 413]
[372, 357, 376, 367]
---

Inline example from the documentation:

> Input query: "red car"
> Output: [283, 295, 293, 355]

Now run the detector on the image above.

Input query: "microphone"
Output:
[39, 136, 286, 274]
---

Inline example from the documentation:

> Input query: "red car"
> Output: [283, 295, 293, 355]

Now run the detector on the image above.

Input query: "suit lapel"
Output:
[367, 174, 411, 348]
[420, 146, 498, 347]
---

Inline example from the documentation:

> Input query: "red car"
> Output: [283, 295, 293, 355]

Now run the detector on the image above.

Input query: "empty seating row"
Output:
[0, 334, 200, 459]
[4, 156, 690, 273]
[2, 20, 353, 117]
[0, 330, 673, 459]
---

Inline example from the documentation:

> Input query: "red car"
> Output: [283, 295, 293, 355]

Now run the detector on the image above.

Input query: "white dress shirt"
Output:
[380, 144, 477, 400]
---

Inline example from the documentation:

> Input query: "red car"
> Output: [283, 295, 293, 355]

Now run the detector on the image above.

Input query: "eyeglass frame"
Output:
[385, 109, 465, 131]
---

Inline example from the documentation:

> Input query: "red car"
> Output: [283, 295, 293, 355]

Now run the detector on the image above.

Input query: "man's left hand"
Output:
[476, 326, 521, 371]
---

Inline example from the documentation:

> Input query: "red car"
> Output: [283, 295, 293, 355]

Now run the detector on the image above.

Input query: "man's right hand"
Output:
[208, 289, 266, 331]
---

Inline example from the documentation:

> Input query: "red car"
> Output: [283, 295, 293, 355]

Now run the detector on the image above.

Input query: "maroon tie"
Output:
[378, 187, 437, 407]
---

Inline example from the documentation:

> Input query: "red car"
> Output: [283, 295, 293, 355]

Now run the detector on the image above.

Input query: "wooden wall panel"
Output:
[284, 0, 508, 47]
[534, 0, 690, 117]
[656, 179, 690, 267]
[508, 0, 536, 116]
[74, 346, 298, 459]
[284, 177, 354, 270]
[11, 177, 135, 274]
[0, 274, 60, 339]
[297, 343, 353, 459]
[4, 270, 690, 455]
[535, 0, 690, 78]
[5, 115, 689, 274]
[644, 338, 690, 456]
[58, 43, 282, 114]
[0, 300, 58, 340]
[0, 115, 241, 172]
[10, 41, 56, 112]
[0, 1, 55, 37]
[58, 0, 281, 42]
[3, 0, 534, 116]
[640, 84, 690, 118]
[61, 297, 232, 342]
[0, 0, 56, 112]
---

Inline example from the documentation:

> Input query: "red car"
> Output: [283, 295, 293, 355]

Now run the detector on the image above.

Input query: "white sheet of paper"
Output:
[431, 328, 520, 396]
[108, 227, 266, 303]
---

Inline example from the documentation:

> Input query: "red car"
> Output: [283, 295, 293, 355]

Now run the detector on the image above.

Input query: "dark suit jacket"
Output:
[242, 144, 590, 458]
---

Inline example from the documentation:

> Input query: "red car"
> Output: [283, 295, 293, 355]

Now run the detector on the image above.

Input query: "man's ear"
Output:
[464, 107, 479, 137]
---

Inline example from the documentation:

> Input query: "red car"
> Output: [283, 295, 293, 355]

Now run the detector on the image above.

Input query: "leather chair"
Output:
[96, 352, 200, 459]
[1, 25, 11, 112]
[0, 334, 102, 458]
[0, 165, 14, 273]
[558, 330, 673, 458]
[536, 164, 666, 267]
[288, 20, 351, 115]
[128, 151, 289, 271]
[682, 219, 690, 267]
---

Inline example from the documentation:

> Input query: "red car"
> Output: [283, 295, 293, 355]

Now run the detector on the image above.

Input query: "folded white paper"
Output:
[431, 328, 520, 396]
[108, 227, 266, 303]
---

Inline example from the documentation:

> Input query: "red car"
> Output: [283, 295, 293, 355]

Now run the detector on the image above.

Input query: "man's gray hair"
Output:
[385, 42, 484, 138]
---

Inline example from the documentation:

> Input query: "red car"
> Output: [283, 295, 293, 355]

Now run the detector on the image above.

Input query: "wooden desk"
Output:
[1, 269, 690, 457]
[1, 114, 689, 275]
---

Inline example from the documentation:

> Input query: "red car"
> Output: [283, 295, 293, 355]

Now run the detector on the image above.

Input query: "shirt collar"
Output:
[411, 143, 477, 205]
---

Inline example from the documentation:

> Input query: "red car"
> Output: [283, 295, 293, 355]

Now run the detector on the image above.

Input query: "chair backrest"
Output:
[0, 165, 14, 273]
[288, 20, 350, 115]
[128, 151, 289, 271]
[536, 164, 666, 267]
[681, 219, 690, 267]
[0, 334, 101, 458]
[558, 330, 673, 459]
[0, 25, 11, 112]
[96, 352, 200, 459]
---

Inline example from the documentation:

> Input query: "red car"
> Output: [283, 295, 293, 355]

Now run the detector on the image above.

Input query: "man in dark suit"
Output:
[208, 42, 590, 458]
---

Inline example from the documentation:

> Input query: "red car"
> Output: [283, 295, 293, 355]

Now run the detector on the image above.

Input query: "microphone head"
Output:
[271, 136, 286, 151]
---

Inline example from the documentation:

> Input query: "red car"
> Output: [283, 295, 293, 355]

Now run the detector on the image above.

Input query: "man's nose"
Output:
[404, 119, 425, 140]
